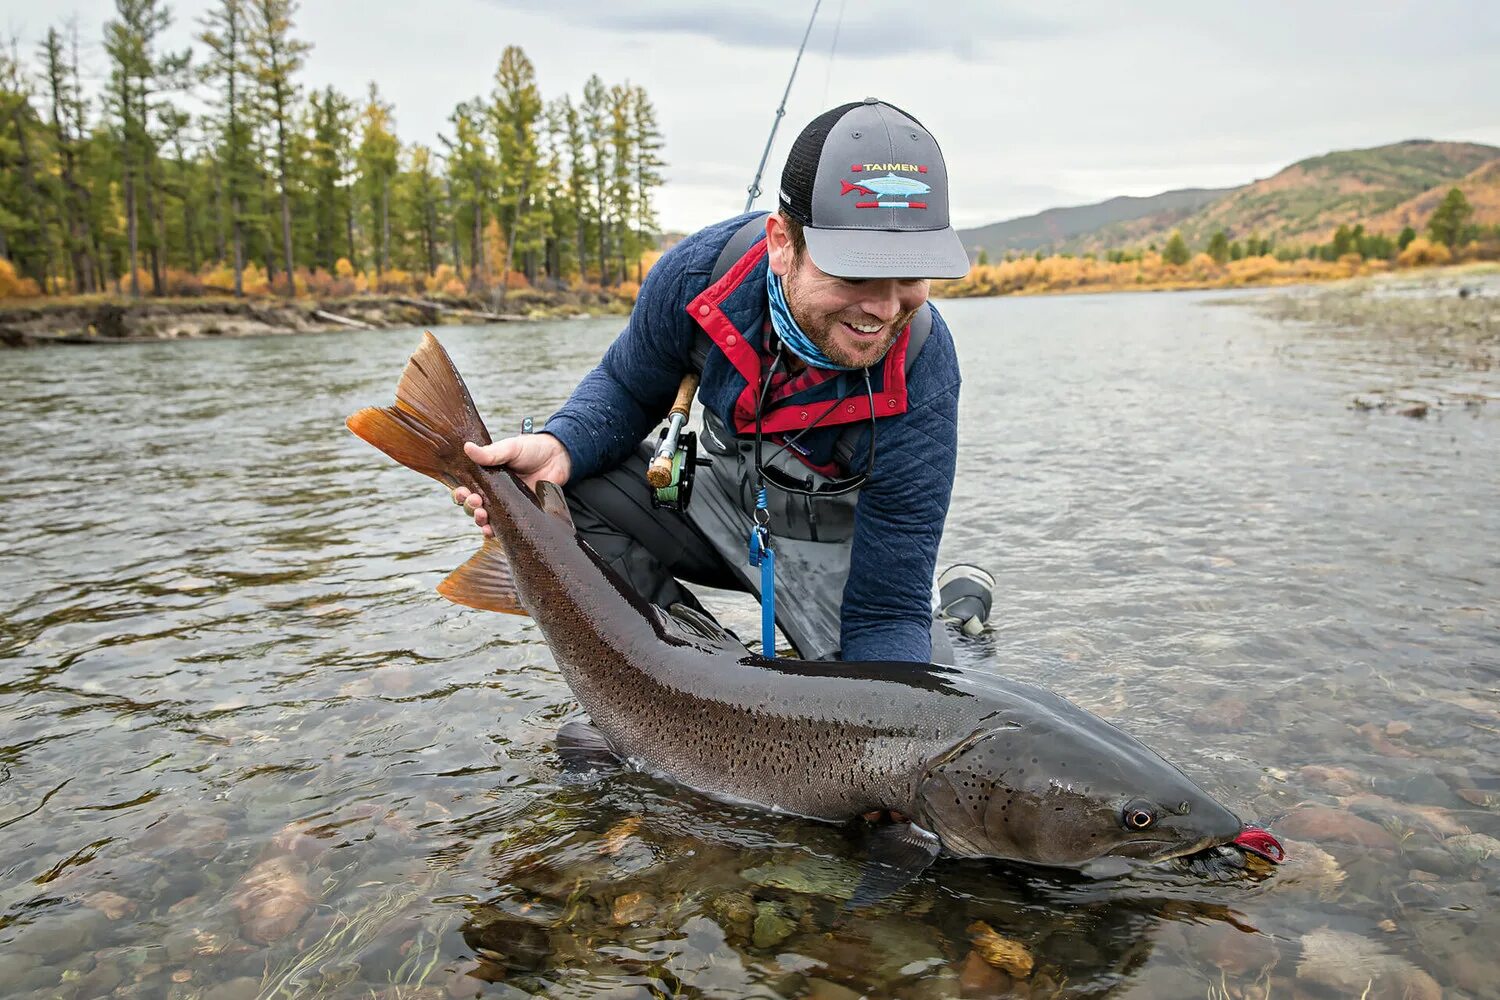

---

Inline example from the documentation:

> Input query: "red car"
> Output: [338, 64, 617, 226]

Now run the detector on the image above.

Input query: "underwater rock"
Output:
[804, 978, 865, 1000]
[13, 906, 110, 957]
[229, 856, 315, 944]
[1454, 787, 1500, 809]
[1182, 920, 1279, 977]
[740, 856, 862, 900]
[751, 902, 795, 950]
[82, 891, 136, 920]
[957, 949, 1011, 997]
[202, 977, 262, 1000]
[598, 816, 644, 856]
[966, 921, 1034, 978]
[1277, 805, 1398, 849]
[1257, 838, 1345, 899]
[1445, 832, 1500, 866]
[1299, 764, 1365, 796]
[708, 889, 756, 942]
[610, 891, 656, 925]
[1354, 722, 1417, 758]
[1296, 927, 1441, 1000]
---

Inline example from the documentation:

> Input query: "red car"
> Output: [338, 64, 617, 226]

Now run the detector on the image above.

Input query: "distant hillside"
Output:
[958, 188, 1233, 257]
[961, 140, 1500, 258]
[1364, 159, 1500, 235]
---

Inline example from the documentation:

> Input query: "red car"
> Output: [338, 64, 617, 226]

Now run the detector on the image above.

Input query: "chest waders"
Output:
[679, 214, 941, 662]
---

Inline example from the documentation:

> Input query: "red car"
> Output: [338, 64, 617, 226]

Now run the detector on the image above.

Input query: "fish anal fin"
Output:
[437, 537, 527, 615]
[848, 821, 941, 910]
[556, 719, 621, 775]
[535, 481, 575, 528]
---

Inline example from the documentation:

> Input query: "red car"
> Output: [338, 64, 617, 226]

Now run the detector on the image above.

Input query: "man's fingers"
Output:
[453, 487, 470, 505]
[464, 439, 514, 467]
[463, 494, 482, 512]
[481, 525, 493, 538]
[473, 508, 488, 527]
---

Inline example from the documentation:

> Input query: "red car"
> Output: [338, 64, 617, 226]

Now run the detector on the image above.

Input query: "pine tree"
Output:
[1206, 229, 1229, 264]
[1162, 230, 1190, 266]
[490, 46, 543, 296]
[627, 84, 664, 283]
[105, 0, 189, 297]
[357, 83, 398, 276]
[199, 0, 255, 294]
[580, 75, 610, 284]
[246, 0, 308, 295]
[1427, 187, 1472, 250]
[41, 26, 100, 292]
[1397, 225, 1416, 251]
[306, 85, 353, 272]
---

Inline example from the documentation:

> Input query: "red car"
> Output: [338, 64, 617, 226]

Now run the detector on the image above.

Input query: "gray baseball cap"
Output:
[778, 98, 969, 280]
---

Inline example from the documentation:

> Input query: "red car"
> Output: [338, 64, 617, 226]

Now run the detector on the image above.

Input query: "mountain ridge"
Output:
[960, 139, 1500, 258]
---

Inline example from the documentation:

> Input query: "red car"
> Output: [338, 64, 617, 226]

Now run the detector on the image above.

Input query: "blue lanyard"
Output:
[747, 486, 776, 657]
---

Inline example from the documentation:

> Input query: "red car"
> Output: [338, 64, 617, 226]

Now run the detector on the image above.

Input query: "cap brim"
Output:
[803, 225, 971, 280]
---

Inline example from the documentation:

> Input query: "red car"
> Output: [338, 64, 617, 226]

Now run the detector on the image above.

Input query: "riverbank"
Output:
[1219, 262, 1500, 415]
[0, 287, 633, 347]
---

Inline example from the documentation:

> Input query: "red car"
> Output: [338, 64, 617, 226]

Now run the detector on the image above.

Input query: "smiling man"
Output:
[454, 99, 991, 664]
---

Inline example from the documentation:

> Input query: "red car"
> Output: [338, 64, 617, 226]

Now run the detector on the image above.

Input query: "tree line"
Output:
[0, 0, 666, 301]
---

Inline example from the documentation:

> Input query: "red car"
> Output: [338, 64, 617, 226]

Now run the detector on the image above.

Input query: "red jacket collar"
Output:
[685, 239, 911, 435]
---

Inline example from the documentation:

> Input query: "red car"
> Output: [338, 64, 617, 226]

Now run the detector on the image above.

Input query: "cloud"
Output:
[483, 0, 1070, 61]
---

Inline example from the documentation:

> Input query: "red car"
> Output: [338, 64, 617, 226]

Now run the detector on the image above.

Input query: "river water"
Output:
[2, 284, 1497, 999]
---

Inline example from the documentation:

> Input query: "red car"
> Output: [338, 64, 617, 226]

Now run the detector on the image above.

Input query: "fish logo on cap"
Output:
[839, 169, 931, 210]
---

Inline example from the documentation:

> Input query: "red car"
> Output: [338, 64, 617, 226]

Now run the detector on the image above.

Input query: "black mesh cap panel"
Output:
[778, 101, 864, 224]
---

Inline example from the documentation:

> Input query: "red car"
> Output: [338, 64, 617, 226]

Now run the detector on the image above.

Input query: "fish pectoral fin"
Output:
[556, 719, 621, 774]
[436, 537, 527, 615]
[849, 821, 942, 909]
[535, 480, 575, 527]
[659, 603, 747, 653]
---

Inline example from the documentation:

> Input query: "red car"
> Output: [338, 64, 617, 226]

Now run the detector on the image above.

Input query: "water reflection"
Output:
[2, 293, 1498, 998]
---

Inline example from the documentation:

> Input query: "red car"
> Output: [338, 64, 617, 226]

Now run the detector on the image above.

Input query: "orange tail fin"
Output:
[346, 332, 492, 488]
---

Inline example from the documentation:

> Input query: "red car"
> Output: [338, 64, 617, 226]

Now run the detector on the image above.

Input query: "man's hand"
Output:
[452, 433, 573, 538]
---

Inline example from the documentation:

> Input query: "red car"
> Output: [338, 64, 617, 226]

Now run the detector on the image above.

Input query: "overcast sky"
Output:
[9, 0, 1499, 232]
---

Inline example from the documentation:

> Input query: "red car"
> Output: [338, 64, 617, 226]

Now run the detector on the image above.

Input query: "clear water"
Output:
[2, 287, 1496, 999]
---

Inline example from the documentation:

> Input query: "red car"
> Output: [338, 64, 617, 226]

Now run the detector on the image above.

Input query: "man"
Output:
[453, 98, 992, 663]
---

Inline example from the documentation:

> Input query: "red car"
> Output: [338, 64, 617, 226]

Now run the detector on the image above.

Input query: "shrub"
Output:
[1396, 237, 1451, 268]
[0, 258, 42, 298]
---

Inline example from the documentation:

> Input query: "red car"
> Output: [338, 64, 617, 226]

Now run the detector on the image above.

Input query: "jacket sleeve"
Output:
[543, 254, 696, 481]
[838, 333, 961, 663]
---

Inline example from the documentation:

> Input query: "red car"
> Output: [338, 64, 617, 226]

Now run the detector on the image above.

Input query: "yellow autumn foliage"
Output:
[0, 258, 41, 298]
[1396, 237, 1452, 268]
[938, 247, 1392, 299]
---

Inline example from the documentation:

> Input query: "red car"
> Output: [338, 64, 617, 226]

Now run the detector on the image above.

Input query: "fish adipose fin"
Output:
[437, 537, 526, 615]
[345, 331, 493, 489]
[849, 821, 942, 909]
[535, 481, 575, 527]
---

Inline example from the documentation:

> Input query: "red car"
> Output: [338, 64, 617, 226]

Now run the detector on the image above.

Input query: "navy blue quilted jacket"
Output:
[546, 213, 961, 662]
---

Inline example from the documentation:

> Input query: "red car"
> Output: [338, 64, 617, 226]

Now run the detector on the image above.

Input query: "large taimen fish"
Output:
[348, 333, 1280, 903]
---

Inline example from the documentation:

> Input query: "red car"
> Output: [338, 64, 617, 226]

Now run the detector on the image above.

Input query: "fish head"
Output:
[912, 718, 1244, 869]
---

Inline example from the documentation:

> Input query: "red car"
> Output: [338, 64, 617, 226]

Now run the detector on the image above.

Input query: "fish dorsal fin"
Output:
[437, 537, 527, 616]
[656, 602, 747, 653]
[535, 480, 574, 528]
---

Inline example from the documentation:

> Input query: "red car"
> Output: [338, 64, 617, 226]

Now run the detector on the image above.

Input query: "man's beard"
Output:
[784, 278, 917, 369]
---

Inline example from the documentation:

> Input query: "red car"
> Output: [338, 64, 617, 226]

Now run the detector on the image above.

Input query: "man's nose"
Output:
[857, 280, 902, 322]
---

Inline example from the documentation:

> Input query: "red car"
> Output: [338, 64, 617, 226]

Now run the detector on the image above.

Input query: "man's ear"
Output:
[765, 213, 793, 277]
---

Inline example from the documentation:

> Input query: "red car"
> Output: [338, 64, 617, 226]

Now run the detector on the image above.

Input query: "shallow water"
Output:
[2, 288, 1497, 999]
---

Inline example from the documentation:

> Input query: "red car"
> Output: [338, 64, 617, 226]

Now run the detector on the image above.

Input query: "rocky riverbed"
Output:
[0, 288, 632, 347]
[1220, 264, 1500, 415]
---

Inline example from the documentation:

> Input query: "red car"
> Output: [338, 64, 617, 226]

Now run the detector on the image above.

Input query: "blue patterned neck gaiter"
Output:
[766, 269, 861, 372]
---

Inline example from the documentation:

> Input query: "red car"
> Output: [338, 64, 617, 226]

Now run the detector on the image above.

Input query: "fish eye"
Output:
[1123, 801, 1156, 830]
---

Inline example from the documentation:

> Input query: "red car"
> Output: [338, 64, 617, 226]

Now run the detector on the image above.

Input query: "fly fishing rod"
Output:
[744, 0, 823, 212]
[647, 373, 701, 510]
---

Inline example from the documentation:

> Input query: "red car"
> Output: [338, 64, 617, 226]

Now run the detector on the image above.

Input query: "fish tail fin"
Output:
[346, 331, 492, 488]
